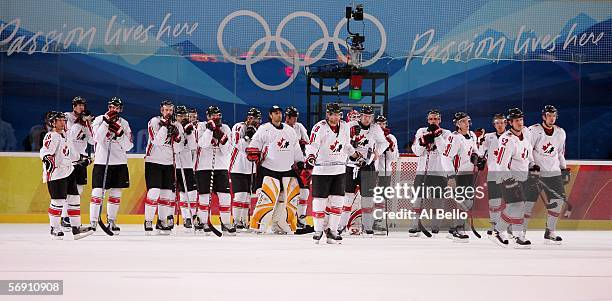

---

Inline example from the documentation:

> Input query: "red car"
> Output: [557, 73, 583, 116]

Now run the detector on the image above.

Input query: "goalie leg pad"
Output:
[249, 176, 281, 232]
[277, 177, 300, 232]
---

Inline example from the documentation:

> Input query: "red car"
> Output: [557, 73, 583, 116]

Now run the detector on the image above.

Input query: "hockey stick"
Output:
[171, 140, 181, 228]
[468, 166, 482, 239]
[207, 142, 222, 237]
[417, 149, 432, 238]
[96, 134, 114, 236]
[176, 155, 195, 234]
[384, 151, 389, 236]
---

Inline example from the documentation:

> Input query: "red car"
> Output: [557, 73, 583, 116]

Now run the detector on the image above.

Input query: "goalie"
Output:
[247, 105, 304, 234]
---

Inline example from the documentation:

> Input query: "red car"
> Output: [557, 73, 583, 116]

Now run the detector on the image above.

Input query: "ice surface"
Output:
[0, 224, 611, 301]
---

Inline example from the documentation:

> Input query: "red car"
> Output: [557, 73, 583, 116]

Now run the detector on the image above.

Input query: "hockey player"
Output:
[173, 106, 199, 230]
[246, 105, 304, 234]
[492, 108, 538, 248]
[194, 106, 235, 235]
[61, 96, 94, 229]
[409, 109, 452, 236]
[346, 109, 360, 123]
[436, 112, 485, 241]
[372, 115, 399, 234]
[373, 115, 397, 226]
[525, 105, 569, 244]
[229, 108, 262, 230]
[480, 113, 507, 235]
[41, 111, 94, 240]
[143, 100, 184, 234]
[284, 106, 313, 233]
[65, 96, 88, 129]
[89, 97, 133, 234]
[338, 105, 389, 237]
[306, 103, 363, 243]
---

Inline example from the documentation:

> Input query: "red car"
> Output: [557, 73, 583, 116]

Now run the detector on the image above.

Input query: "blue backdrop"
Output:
[1, 0, 611, 158]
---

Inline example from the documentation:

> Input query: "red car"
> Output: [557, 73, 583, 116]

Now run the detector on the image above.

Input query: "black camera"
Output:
[346, 4, 364, 21]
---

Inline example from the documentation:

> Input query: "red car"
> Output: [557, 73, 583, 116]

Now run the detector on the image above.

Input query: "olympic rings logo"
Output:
[217, 10, 387, 91]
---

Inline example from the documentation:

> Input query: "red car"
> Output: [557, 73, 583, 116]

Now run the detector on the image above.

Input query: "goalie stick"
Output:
[207, 143, 222, 237]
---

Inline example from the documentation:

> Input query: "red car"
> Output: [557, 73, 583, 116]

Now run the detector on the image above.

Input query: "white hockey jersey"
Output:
[92, 116, 133, 165]
[529, 123, 567, 177]
[411, 127, 452, 177]
[290, 122, 309, 144]
[250, 122, 304, 172]
[376, 133, 399, 175]
[174, 124, 198, 169]
[68, 121, 94, 161]
[437, 130, 481, 175]
[229, 122, 255, 174]
[144, 116, 184, 165]
[194, 123, 232, 171]
[347, 121, 389, 168]
[307, 120, 355, 176]
[64, 111, 78, 130]
[495, 128, 534, 182]
[480, 132, 504, 182]
[40, 131, 74, 183]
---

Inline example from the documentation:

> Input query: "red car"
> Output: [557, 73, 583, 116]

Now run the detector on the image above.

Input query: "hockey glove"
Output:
[205, 120, 217, 132]
[246, 147, 261, 163]
[213, 128, 227, 144]
[75, 155, 92, 167]
[305, 154, 316, 169]
[470, 153, 479, 165]
[476, 156, 487, 171]
[103, 110, 119, 124]
[561, 168, 571, 184]
[42, 154, 55, 174]
[427, 123, 442, 137]
[184, 123, 194, 135]
[245, 126, 256, 140]
[108, 121, 124, 137]
[529, 164, 541, 179]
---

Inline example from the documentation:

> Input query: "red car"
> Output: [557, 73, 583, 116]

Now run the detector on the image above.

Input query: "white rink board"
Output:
[0, 224, 611, 301]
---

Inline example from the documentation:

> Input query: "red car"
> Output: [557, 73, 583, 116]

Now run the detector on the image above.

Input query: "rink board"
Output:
[1, 153, 611, 229]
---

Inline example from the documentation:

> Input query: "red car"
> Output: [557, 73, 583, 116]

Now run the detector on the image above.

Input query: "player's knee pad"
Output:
[66, 194, 80, 206]
[504, 201, 525, 218]
[524, 201, 535, 217]
[147, 188, 161, 201]
[489, 197, 502, 210]
[249, 176, 281, 231]
[50, 199, 65, 208]
[329, 195, 343, 208]
[311, 198, 327, 215]
[198, 194, 210, 205]
[410, 197, 423, 210]
[160, 189, 172, 200]
[234, 192, 248, 202]
[109, 188, 121, 198]
[92, 188, 104, 198]
[547, 198, 563, 214]
[344, 192, 355, 206]
[457, 198, 474, 212]
[218, 193, 231, 206]
[299, 188, 309, 201]
[502, 181, 526, 204]
[361, 196, 373, 209]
